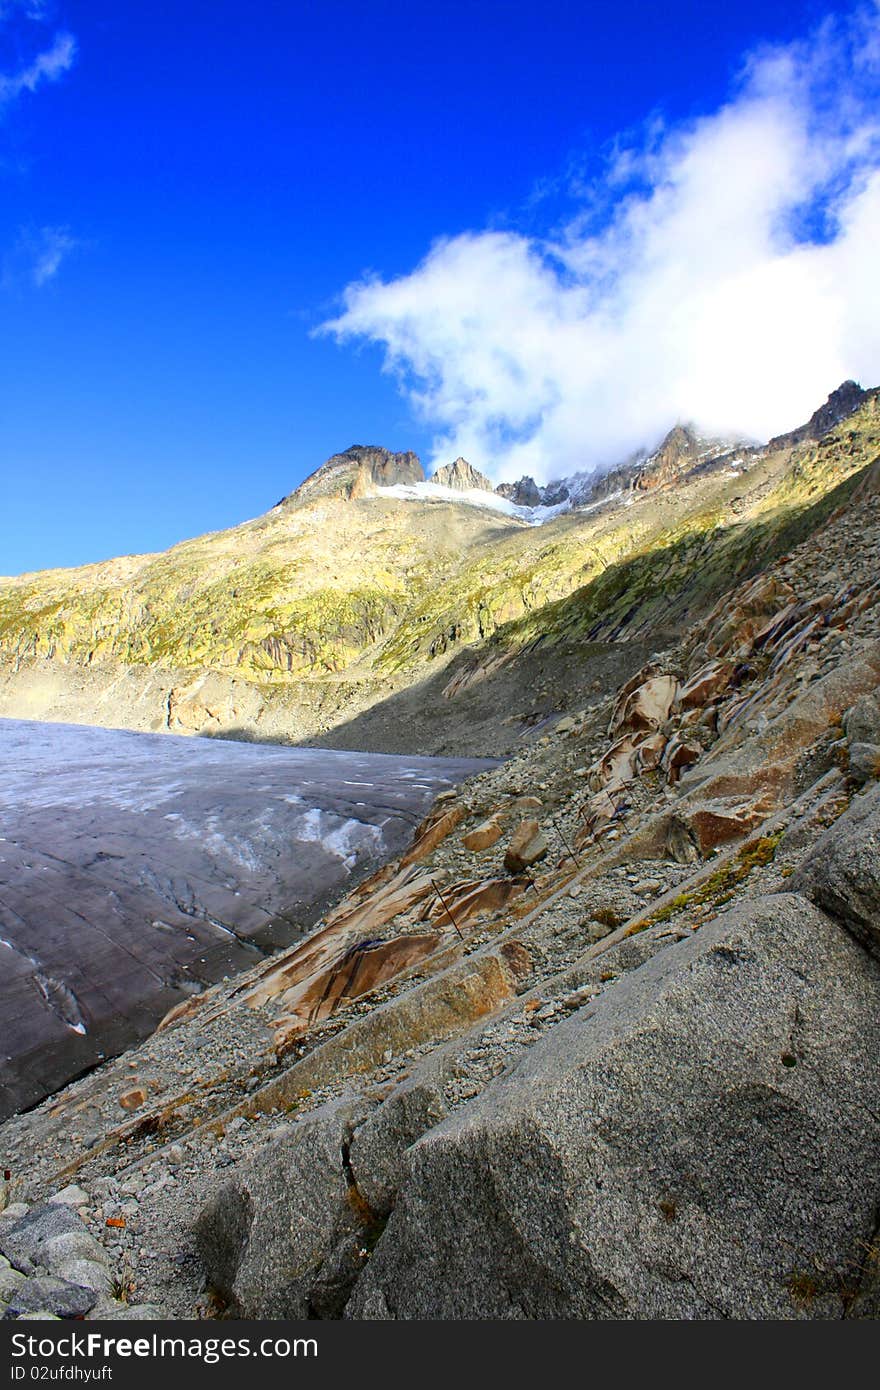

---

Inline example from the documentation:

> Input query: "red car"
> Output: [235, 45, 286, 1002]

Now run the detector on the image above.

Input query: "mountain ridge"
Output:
[0, 382, 877, 757]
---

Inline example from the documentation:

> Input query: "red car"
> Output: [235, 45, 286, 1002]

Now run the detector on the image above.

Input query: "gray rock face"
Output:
[848, 742, 880, 784]
[0, 1203, 123, 1320]
[3, 1275, 97, 1320]
[0, 1265, 26, 1305]
[790, 781, 880, 957]
[195, 1097, 372, 1318]
[346, 895, 880, 1319]
[539, 478, 571, 506]
[34, 1228, 111, 1298]
[348, 1067, 451, 1218]
[845, 692, 880, 747]
[768, 380, 871, 451]
[0, 1205, 84, 1278]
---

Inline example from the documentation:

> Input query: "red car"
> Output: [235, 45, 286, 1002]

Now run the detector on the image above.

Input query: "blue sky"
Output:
[1, 0, 877, 574]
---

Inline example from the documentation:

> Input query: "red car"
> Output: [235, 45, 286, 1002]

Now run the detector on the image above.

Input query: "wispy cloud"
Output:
[0, 3, 52, 24]
[2, 223, 79, 288]
[30, 223, 76, 283]
[1, 8, 79, 288]
[0, 28, 76, 103]
[322, 5, 880, 482]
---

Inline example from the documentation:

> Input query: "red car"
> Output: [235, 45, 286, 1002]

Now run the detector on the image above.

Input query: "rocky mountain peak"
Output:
[636, 423, 702, 488]
[285, 446, 425, 506]
[495, 476, 543, 507]
[431, 457, 495, 492]
[768, 380, 870, 452]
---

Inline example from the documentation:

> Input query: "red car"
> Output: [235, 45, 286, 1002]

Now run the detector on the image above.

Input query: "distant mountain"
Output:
[282, 444, 424, 504]
[431, 457, 496, 492]
[496, 423, 750, 510]
[495, 476, 543, 507]
[0, 382, 876, 753]
[766, 379, 869, 451]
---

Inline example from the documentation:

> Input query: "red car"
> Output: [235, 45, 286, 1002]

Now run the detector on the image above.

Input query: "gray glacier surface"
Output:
[0, 718, 492, 1118]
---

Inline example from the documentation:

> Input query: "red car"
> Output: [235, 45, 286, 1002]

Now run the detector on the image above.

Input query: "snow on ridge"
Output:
[377, 481, 573, 527]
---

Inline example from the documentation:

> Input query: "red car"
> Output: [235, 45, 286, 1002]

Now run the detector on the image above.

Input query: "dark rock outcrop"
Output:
[495, 476, 543, 507]
[768, 381, 871, 452]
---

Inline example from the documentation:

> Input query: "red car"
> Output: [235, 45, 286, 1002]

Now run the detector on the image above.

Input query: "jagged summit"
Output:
[496, 425, 724, 513]
[495, 476, 543, 507]
[768, 380, 873, 451]
[284, 445, 425, 506]
[431, 457, 496, 493]
[494, 389, 871, 513]
[278, 382, 874, 521]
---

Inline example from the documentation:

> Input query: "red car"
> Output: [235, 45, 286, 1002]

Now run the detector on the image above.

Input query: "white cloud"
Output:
[0, 9, 78, 288]
[2, 223, 79, 288]
[0, 29, 76, 103]
[30, 223, 77, 284]
[322, 6, 880, 483]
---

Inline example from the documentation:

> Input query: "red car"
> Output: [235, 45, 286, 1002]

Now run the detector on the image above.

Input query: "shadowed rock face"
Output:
[0, 718, 493, 1119]
[495, 476, 542, 507]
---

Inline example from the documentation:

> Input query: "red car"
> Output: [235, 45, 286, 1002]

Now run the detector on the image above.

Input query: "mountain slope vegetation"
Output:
[0, 385, 877, 755]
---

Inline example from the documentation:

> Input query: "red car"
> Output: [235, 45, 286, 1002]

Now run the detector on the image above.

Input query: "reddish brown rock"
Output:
[575, 790, 622, 846]
[682, 798, 771, 853]
[272, 943, 534, 1070]
[118, 1088, 147, 1112]
[588, 736, 639, 792]
[677, 661, 735, 710]
[663, 735, 702, 783]
[609, 674, 678, 737]
[244, 865, 437, 1010]
[701, 573, 797, 658]
[462, 817, 504, 852]
[323, 865, 436, 938]
[635, 731, 667, 772]
[504, 820, 549, 874]
[157, 995, 206, 1032]
[427, 877, 524, 928]
[401, 803, 467, 866]
[272, 933, 441, 1046]
[498, 940, 533, 982]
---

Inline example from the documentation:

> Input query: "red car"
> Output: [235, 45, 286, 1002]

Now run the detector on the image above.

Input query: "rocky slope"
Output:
[1, 385, 876, 755]
[1, 410, 879, 1320]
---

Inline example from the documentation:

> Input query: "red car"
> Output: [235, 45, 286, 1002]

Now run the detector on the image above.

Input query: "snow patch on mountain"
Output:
[376, 481, 570, 526]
